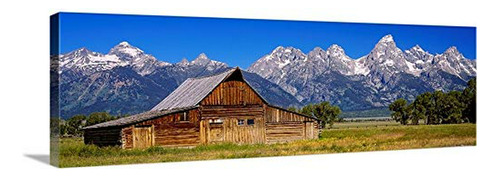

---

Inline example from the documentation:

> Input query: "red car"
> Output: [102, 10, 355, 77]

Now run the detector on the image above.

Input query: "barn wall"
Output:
[201, 80, 264, 106]
[264, 106, 319, 143]
[201, 105, 264, 118]
[198, 79, 267, 145]
[121, 126, 133, 149]
[200, 117, 266, 144]
[265, 122, 305, 143]
[265, 106, 317, 123]
[121, 109, 201, 149]
[199, 105, 265, 144]
[84, 127, 122, 147]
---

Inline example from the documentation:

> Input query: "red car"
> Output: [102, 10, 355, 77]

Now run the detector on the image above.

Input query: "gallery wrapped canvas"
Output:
[50, 12, 476, 168]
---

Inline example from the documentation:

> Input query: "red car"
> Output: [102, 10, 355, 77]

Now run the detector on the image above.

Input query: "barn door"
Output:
[304, 122, 314, 139]
[133, 126, 153, 149]
[208, 120, 224, 143]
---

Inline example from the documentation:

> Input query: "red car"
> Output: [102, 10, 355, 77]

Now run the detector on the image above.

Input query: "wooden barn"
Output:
[83, 68, 320, 149]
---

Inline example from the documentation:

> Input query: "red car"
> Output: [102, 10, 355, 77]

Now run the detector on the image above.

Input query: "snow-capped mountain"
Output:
[53, 42, 300, 118]
[59, 41, 169, 77]
[53, 37, 476, 118]
[433, 46, 476, 79]
[248, 34, 476, 110]
[59, 47, 125, 74]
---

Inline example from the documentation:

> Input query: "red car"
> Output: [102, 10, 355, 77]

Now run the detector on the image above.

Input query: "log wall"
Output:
[199, 105, 266, 144]
[265, 122, 305, 143]
[121, 109, 201, 149]
[200, 117, 266, 144]
[264, 106, 320, 143]
[83, 127, 122, 147]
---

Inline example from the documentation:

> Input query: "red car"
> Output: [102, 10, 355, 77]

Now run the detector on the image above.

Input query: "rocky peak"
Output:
[63, 47, 95, 59]
[308, 47, 326, 56]
[410, 45, 425, 53]
[73, 47, 92, 55]
[108, 41, 145, 60]
[326, 44, 351, 62]
[373, 34, 397, 51]
[117, 41, 131, 47]
[327, 44, 345, 54]
[177, 58, 189, 66]
[378, 34, 395, 44]
[443, 46, 464, 59]
[271, 46, 285, 53]
[405, 45, 433, 62]
[192, 53, 211, 65]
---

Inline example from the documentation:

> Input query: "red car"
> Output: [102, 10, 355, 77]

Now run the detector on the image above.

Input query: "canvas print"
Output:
[50, 12, 476, 168]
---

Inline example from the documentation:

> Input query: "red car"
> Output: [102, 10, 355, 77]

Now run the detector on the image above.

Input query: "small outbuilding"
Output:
[83, 68, 320, 149]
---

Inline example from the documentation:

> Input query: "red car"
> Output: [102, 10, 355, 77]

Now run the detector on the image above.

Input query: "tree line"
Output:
[51, 112, 125, 137]
[389, 78, 476, 125]
[288, 101, 342, 128]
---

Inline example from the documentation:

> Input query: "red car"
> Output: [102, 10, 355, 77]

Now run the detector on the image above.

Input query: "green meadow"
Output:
[58, 123, 476, 168]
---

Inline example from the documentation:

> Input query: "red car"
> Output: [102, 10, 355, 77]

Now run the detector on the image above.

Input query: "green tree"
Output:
[391, 77, 476, 125]
[462, 78, 476, 123]
[67, 114, 86, 136]
[300, 102, 342, 127]
[408, 102, 426, 125]
[435, 91, 464, 124]
[416, 92, 436, 125]
[287, 107, 299, 112]
[389, 98, 410, 125]
[300, 104, 315, 117]
[432, 91, 447, 124]
[87, 112, 116, 126]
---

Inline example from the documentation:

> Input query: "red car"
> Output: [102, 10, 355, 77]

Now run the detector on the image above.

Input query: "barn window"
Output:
[237, 119, 245, 125]
[247, 119, 255, 125]
[180, 112, 189, 122]
[209, 119, 223, 124]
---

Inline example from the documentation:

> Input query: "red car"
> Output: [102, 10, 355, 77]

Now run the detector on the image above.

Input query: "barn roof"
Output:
[83, 106, 198, 129]
[151, 67, 269, 111]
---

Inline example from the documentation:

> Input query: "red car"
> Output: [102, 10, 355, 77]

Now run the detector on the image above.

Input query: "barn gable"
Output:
[201, 71, 266, 106]
[152, 68, 269, 111]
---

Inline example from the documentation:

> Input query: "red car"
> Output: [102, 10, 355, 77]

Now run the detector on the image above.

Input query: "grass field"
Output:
[330, 120, 401, 129]
[58, 123, 476, 167]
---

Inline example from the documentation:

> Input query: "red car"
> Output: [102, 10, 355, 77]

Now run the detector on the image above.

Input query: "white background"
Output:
[0, 0, 499, 176]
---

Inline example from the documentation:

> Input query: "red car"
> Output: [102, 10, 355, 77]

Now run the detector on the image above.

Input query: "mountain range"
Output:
[52, 42, 300, 118]
[52, 34, 476, 118]
[248, 34, 476, 110]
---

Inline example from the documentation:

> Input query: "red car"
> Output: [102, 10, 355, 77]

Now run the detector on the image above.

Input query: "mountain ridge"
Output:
[54, 35, 476, 118]
[54, 42, 302, 118]
[247, 34, 476, 109]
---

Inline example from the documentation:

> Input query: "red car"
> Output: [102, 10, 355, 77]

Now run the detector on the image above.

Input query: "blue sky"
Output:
[59, 12, 476, 68]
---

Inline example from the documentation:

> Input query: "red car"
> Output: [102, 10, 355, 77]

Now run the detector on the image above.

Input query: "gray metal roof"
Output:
[151, 68, 238, 111]
[83, 106, 197, 129]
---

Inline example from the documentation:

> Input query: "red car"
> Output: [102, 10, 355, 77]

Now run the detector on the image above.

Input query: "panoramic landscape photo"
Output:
[50, 13, 476, 167]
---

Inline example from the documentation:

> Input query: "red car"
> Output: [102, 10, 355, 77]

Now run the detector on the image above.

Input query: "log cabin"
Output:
[83, 68, 320, 149]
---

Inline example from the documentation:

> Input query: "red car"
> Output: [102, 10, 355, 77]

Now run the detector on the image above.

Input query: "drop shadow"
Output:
[25, 154, 50, 165]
